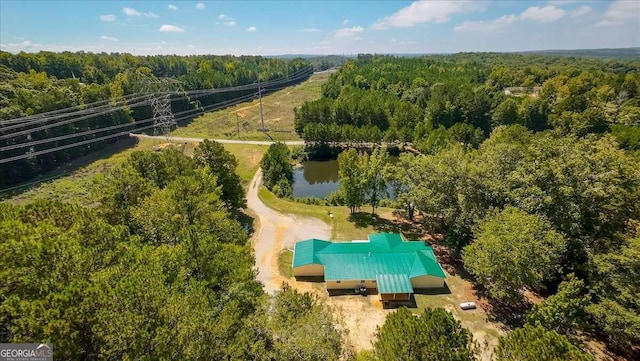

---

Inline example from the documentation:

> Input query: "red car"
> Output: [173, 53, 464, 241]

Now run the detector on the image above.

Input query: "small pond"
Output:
[292, 160, 340, 198]
[292, 158, 397, 199]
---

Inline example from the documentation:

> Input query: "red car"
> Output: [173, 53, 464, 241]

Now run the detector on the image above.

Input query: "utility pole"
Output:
[235, 112, 240, 137]
[258, 74, 265, 132]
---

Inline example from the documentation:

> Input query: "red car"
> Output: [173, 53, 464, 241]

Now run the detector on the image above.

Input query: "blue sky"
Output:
[1, 1, 638, 55]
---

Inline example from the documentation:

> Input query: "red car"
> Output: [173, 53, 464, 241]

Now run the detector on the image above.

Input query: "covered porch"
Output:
[376, 274, 414, 304]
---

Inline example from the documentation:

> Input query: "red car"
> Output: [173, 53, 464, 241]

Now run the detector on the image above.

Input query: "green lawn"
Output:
[277, 249, 294, 278]
[222, 143, 269, 185]
[171, 73, 329, 141]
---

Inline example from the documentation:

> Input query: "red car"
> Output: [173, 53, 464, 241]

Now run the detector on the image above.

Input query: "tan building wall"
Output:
[380, 293, 410, 301]
[411, 275, 445, 289]
[326, 279, 377, 290]
[292, 264, 324, 277]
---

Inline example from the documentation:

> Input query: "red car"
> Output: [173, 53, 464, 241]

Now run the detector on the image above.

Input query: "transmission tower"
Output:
[142, 77, 177, 136]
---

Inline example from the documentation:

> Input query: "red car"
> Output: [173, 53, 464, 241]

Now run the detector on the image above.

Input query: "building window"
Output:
[336, 280, 341, 284]
[360, 280, 365, 283]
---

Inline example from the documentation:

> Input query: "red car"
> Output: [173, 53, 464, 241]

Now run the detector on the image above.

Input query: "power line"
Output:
[1, 91, 260, 153]
[0, 66, 313, 141]
[0, 91, 261, 164]
[0, 67, 314, 163]
[0, 66, 313, 127]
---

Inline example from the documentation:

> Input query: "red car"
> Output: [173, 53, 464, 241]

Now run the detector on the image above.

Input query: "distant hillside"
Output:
[519, 47, 640, 59]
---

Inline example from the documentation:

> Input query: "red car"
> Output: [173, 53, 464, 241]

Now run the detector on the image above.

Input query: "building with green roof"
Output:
[292, 233, 447, 301]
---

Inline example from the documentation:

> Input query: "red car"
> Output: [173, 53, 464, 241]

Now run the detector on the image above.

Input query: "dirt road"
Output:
[246, 169, 330, 294]
[130, 133, 305, 146]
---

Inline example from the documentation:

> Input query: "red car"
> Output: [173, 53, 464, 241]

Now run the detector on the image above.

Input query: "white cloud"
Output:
[520, 6, 566, 23]
[372, 0, 486, 29]
[217, 15, 236, 26]
[454, 14, 518, 32]
[454, 4, 571, 32]
[246, 26, 256, 32]
[123, 7, 140, 16]
[548, 0, 580, 5]
[100, 14, 116, 22]
[0, 40, 43, 52]
[596, 0, 640, 26]
[159, 24, 185, 32]
[168, 4, 178, 11]
[100, 35, 119, 42]
[122, 7, 158, 18]
[302, 28, 321, 32]
[334, 26, 364, 38]
[343, 19, 349, 25]
[570, 5, 591, 18]
[196, 3, 205, 10]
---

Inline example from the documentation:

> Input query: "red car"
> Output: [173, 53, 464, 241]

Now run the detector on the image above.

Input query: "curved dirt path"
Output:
[247, 169, 330, 294]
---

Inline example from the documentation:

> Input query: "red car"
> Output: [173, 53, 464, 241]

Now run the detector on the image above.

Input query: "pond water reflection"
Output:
[292, 160, 340, 198]
[292, 158, 397, 199]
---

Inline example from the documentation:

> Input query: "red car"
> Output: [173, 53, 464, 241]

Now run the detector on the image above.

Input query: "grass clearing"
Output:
[171, 73, 329, 141]
[222, 143, 269, 184]
[277, 249, 294, 278]
[258, 186, 397, 241]
[4, 138, 174, 205]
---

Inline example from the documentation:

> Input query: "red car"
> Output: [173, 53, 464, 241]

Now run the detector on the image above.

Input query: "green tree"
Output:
[363, 148, 389, 214]
[373, 307, 476, 361]
[495, 325, 593, 361]
[194, 139, 246, 210]
[586, 233, 640, 350]
[383, 153, 417, 221]
[260, 142, 293, 194]
[526, 274, 589, 337]
[338, 148, 365, 213]
[267, 284, 347, 361]
[92, 164, 153, 227]
[492, 98, 520, 128]
[462, 207, 566, 301]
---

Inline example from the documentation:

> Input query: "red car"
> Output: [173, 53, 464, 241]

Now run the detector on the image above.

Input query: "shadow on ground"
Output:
[347, 211, 426, 240]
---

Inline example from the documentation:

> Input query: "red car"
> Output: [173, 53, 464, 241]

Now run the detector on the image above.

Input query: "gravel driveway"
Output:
[247, 169, 330, 294]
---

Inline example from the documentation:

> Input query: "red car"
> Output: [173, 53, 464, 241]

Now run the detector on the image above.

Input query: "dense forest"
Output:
[289, 53, 640, 358]
[295, 53, 640, 152]
[323, 124, 640, 357]
[0, 51, 312, 188]
[0, 143, 352, 359]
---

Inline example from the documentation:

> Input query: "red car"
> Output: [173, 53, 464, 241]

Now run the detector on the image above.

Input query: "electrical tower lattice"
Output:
[143, 78, 177, 136]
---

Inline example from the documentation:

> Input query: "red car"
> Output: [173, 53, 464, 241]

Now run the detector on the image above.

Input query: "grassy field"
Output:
[3, 138, 174, 205]
[171, 73, 329, 141]
[277, 249, 294, 278]
[222, 143, 269, 184]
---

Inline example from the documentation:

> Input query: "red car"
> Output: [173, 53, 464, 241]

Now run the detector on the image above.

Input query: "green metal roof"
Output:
[292, 239, 331, 267]
[293, 233, 447, 282]
[376, 274, 414, 294]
